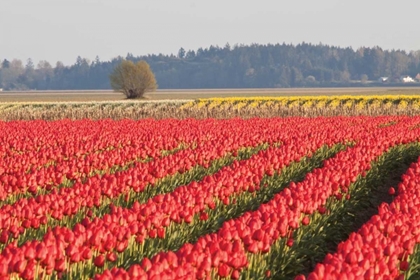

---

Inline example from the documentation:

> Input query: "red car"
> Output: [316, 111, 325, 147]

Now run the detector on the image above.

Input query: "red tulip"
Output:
[115, 240, 128, 253]
[200, 211, 209, 221]
[157, 228, 165, 239]
[24, 246, 35, 260]
[55, 259, 66, 273]
[82, 248, 92, 260]
[35, 244, 48, 261]
[388, 187, 396, 195]
[107, 252, 117, 262]
[399, 261, 409, 271]
[140, 257, 152, 271]
[14, 259, 27, 274]
[218, 263, 231, 278]
[384, 243, 395, 256]
[128, 264, 145, 278]
[94, 255, 105, 268]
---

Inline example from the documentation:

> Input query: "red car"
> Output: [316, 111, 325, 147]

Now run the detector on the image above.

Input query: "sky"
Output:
[1, 0, 420, 66]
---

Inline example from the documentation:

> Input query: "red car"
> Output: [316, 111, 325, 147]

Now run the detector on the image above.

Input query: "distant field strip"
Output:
[1, 95, 420, 120]
[186, 95, 420, 108]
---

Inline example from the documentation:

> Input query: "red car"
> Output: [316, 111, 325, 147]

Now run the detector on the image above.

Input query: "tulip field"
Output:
[5, 94, 420, 121]
[2, 117, 420, 279]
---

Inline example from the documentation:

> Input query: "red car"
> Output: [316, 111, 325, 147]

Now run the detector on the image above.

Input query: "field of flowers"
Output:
[1, 117, 420, 279]
[181, 95, 420, 117]
[3, 95, 420, 121]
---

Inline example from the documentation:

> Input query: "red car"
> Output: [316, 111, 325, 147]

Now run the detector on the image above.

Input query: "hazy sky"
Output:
[1, 0, 419, 66]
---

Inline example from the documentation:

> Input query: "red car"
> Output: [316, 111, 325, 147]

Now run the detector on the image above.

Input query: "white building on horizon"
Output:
[400, 75, 415, 83]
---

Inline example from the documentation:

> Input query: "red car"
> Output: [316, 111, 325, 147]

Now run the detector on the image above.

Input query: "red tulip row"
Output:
[0, 119, 192, 200]
[2, 118, 275, 201]
[0, 144, 182, 203]
[91, 118, 420, 279]
[305, 151, 420, 279]
[0, 119, 184, 175]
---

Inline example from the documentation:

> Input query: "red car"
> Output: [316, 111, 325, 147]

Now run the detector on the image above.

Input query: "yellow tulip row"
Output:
[181, 95, 420, 110]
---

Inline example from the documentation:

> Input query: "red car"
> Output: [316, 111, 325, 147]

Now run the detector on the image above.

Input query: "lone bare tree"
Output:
[109, 60, 157, 99]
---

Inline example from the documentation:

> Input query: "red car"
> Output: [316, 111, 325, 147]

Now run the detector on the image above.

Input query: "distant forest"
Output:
[1, 43, 420, 90]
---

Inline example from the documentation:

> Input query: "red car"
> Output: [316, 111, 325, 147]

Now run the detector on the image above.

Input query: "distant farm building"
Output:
[416, 73, 420, 82]
[378, 77, 388, 82]
[400, 75, 415, 83]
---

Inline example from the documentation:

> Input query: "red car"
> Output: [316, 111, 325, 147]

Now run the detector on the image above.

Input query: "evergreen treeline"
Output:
[1, 43, 420, 90]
